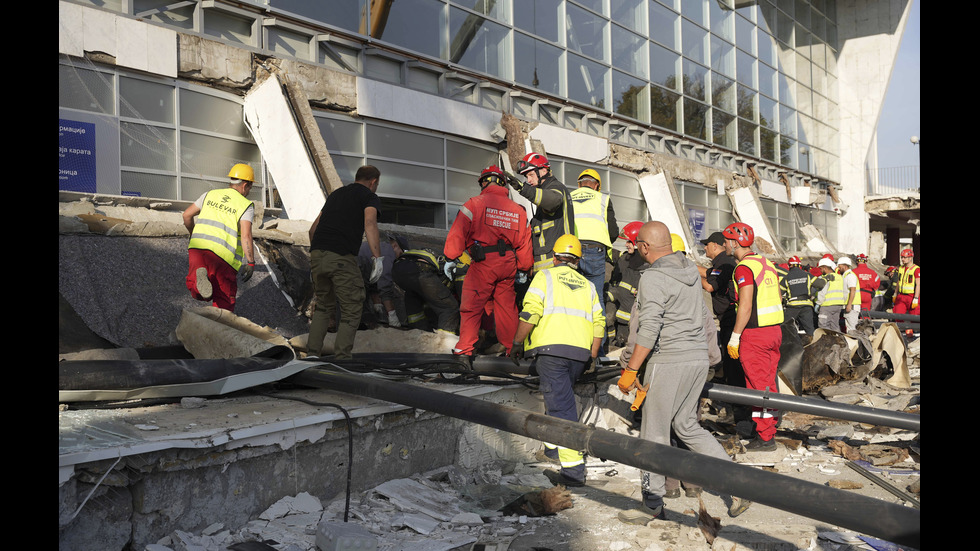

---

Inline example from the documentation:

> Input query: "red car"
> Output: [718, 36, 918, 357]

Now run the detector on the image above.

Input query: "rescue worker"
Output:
[445, 165, 533, 362]
[852, 253, 880, 318]
[391, 247, 460, 334]
[511, 234, 604, 487]
[779, 256, 816, 339]
[508, 153, 575, 274]
[893, 249, 919, 315]
[606, 221, 646, 347]
[183, 163, 258, 312]
[569, 169, 618, 313]
[837, 257, 861, 332]
[879, 265, 899, 311]
[812, 257, 845, 331]
[724, 222, 784, 452]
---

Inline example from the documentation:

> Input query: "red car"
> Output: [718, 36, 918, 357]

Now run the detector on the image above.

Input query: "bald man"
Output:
[616, 221, 751, 523]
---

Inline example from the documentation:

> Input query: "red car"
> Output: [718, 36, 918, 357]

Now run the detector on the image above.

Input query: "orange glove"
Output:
[727, 332, 741, 360]
[617, 369, 639, 394]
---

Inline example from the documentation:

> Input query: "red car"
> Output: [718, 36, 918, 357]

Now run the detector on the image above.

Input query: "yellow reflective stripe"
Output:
[406, 312, 427, 323]
[558, 447, 585, 468]
[617, 281, 636, 293]
[615, 309, 631, 322]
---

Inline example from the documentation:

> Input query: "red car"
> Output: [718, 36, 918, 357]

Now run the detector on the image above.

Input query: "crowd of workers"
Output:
[181, 159, 919, 524]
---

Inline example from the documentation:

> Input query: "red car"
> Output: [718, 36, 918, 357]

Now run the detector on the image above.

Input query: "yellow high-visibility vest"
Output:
[840, 269, 862, 307]
[569, 187, 612, 248]
[897, 264, 919, 294]
[188, 188, 252, 271]
[520, 264, 605, 359]
[820, 273, 846, 306]
[733, 254, 784, 327]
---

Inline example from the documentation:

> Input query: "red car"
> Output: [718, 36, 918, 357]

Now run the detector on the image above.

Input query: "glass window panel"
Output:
[683, 98, 708, 140]
[568, 54, 608, 108]
[179, 88, 251, 139]
[738, 119, 757, 155]
[776, 10, 793, 46]
[451, 0, 508, 20]
[758, 31, 775, 67]
[760, 127, 778, 161]
[379, 196, 445, 228]
[737, 84, 756, 120]
[758, 1, 775, 34]
[650, 41, 680, 89]
[682, 59, 708, 100]
[711, 72, 736, 113]
[203, 9, 255, 46]
[268, 27, 312, 61]
[180, 176, 219, 202]
[615, 198, 650, 224]
[514, 33, 563, 95]
[759, 95, 777, 129]
[826, 21, 837, 47]
[369, 159, 445, 201]
[778, 74, 795, 108]
[612, 0, 645, 34]
[317, 117, 363, 153]
[364, 55, 402, 84]
[736, 48, 755, 88]
[709, 0, 734, 43]
[612, 25, 648, 77]
[180, 131, 259, 180]
[330, 154, 364, 184]
[449, 7, 510, 78]
[651, 85, 681, 131]
[685, 184, 708, 206]
[681, 0, 706, 27]
[514, 0, 561, 42]
[681, 18, 707, 64]
[279, 0, 361, 34]
[407, 65, 440, 93]
[60, 65, 114, 114]
[780, 137, 796, 168]
[795, 0, 810, 26]
[447, 170, 480, 203]
[120, 77, 173, 124]
[811, 10, 825, 43]
[122, 171, 178, 200]
[447, 140, 497, 170]
[566, 3, 606, 61]
[372, 0, 443, 58]
[712, 109, 736, 149]
[608, 171, 640, 196]
[122, 122, 175, 171]
[796, 82, 811, 116]
[736, 14, 755, 54]
[778, 0, 794, 18]
[649, 1, 679, 50]
[779, 103, 795, 136]
[709, 35, 735, 77]
[759, 62, 776, 98]
[613, 70, 647, 119]
[367, 125, 443, 165]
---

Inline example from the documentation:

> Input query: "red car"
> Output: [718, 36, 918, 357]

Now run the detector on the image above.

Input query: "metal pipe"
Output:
[860, 310, 920, 322]
[702, 383, 920, 432]
[290, 367, 920, 549]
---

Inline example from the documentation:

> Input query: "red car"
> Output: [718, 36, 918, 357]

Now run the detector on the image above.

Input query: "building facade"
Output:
[58, 0, 916, 259]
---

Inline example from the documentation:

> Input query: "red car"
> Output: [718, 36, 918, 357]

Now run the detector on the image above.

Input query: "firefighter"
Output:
[724, 222, 784, 452]
[852, 253, 880, 317]
[606, 221, 646, 347]
[779, 256, 816, 339]
[508, 153, 575, 274]
[391, 247, 460, 334]
[511, 234, 605, 487]
[569, 169, 618, 310]
[893, 249, 919, 315]
[445, 165, 533, 362]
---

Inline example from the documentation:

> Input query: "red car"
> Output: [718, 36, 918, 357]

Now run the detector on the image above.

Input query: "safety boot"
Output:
[195, 267, 212, 300]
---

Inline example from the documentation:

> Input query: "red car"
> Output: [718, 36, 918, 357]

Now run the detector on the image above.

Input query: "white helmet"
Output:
[818, 258, 836, 270]
[837, 256, 851, 267]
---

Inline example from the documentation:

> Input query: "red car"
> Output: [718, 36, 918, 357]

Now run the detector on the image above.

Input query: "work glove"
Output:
[910, 297, 918, 309]
[387, 310, 401, 328]
[504, 171, 523, 191]
[515, 271, 528, 285]
[444, 261, 457, 280]
[373, 303, 386, 321]
[369, 256, 384, 284]
[240, 262, 255, 282]
[727, 332, 741, 360]
[509, 341, 524, 366]
[617, 368, 639, 394]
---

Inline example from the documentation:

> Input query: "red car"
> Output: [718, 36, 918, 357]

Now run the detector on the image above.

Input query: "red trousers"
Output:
[893, 294, 919, 315]
[186, 248, 238, 312]
[739, 324, 782, 441]
[454, 253, 517, 356]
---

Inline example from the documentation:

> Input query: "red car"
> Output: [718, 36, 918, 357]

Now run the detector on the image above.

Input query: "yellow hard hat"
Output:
[228, 163, 255, 182]
[670, 233, 685, 253]
[577, 169, 601, 190]
[553, 234, 582, 259]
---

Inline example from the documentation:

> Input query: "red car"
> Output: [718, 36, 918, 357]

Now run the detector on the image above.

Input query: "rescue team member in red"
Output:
[892, 248, 919, 315]
[852, 253, 880, 317]
[724, 222, 784, 451]
[444, 166, 533, 362]
[183, 163, 257, 312]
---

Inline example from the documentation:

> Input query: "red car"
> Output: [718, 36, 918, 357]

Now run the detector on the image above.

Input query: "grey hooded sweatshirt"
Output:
[634, 251, 709, 365]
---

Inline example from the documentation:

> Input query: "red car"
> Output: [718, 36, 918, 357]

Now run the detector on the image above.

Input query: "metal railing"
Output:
[867, 166, 920, 196]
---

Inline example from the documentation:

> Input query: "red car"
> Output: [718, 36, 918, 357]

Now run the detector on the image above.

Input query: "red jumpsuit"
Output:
[444, 185, 532, 356]
[852, 263, 880, 316]
[733, 261, 782, 441]
[892, 264, 920, 315]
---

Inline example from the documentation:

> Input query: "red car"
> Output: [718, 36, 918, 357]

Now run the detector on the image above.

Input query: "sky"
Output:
[874, 0, 920, 170]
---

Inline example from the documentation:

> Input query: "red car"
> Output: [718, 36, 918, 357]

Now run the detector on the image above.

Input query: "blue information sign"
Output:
[687, 208, 706, 241]
[59, 119, 97, 193]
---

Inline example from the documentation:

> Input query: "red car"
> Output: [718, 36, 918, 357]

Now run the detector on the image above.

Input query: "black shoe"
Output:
[543, 468, 585, 488]
[745, 435, 777, 452]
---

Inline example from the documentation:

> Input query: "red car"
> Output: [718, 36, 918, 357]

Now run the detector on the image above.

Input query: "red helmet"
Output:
[479, 165, 506, 187]
[900, 248, 914, 258]
[821, 253, 835, 260]
[885, 266, 897, 275]
[620, 221, 643, 245]
[515, 152, 550, 175]
[857, 253, 868, 262]
[722, 222, 754, 247]
[788, 256, 801, 265]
